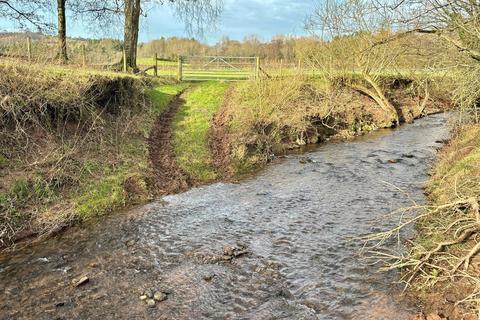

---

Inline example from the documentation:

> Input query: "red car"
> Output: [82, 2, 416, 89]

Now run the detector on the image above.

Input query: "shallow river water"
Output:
[0, 114, 450, 320]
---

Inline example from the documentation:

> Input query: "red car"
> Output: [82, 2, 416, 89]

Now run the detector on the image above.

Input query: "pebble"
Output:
[145, 290, 153, 299]
[153, 292, 167, 302]
[146, 299, 156, 307]
[203, 274, 215, 282]
[72, 275, 89, 287]
[139, 295, 147, 301]
[223, 246, 235, 256]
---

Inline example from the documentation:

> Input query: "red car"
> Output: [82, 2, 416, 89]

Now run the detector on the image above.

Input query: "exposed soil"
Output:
[209, 84, 236, 180]
[408, 287, 479, 320]
[148, 93, 189, 195]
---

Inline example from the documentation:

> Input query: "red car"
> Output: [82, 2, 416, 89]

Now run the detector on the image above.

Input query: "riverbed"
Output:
[0, 113, 450, 320]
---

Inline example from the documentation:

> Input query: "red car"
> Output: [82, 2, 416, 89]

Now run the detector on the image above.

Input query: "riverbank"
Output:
[0, 65, 451, 249]
[407, 124, 480, 319]
[0, 113, 452, 320]
[0, 62, 187, 247]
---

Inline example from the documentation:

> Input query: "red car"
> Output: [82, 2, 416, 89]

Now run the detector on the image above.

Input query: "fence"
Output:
[0, 36, 123, 69]
[180, 56, 259, 81]
[0, 36, 318, 80]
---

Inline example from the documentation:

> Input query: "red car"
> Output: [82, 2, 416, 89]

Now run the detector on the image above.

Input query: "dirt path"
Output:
[148, 93, 189, 195]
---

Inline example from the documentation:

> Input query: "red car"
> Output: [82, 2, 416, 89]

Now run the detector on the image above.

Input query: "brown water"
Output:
[0, 114, 450, 320]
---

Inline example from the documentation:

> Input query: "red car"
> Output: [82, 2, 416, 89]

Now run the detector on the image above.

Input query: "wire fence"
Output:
[0, 35, 320, 80]
[0, 35, 123, 69]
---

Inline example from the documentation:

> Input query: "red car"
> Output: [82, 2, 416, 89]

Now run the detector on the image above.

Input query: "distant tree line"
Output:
[138, 35, 320, 62]
[0, 0, 223, 70]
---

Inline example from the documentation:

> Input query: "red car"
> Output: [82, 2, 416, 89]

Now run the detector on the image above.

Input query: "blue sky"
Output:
[0, 0, 316, 44]
[141, 0, 316, 44]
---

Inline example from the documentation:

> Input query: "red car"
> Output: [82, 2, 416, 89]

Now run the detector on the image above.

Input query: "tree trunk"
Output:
[124, 0, 141, 71]
[57, 0, 68, 63]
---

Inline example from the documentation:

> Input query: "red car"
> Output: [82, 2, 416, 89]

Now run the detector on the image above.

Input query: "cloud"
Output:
[141, 0, 316, 44]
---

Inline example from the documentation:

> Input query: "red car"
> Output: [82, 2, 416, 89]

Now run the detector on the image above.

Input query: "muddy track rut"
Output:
[148, 93, 189, 195]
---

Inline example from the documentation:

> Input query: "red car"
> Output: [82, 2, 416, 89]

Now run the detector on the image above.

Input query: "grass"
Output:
[72, 82, 188, 219]
[427, 125, 480, 204]
[172, 81, 229, 182]
[0, 61, 193, 245]
[402, 124, 480, 313]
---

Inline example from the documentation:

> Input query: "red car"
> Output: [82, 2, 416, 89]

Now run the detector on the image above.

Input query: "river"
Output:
[0, 113, 450, 320]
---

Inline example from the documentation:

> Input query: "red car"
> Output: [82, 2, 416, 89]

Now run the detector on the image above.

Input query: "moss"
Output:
[172, 81, 229, 182]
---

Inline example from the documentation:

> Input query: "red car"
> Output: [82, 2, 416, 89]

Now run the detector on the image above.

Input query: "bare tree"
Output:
[72, 0, 223, 71]
[57, 0, 67, 62]
[0, 0, 52, 31]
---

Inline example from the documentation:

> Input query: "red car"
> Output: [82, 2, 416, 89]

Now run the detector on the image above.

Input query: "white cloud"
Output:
[141, 0, 316, 43]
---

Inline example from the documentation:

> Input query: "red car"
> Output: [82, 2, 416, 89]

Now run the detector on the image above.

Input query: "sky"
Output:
[0, 0, 317, 45]
[141, 0, 317, 44]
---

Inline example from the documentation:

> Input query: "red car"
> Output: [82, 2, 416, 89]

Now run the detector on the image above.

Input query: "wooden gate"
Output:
[180, 56, 259, 81]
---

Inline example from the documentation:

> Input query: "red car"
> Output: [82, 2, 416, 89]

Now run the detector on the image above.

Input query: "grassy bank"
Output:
[172, 81, 229, 182]
[409, 124, 480, 318]
[0, 63, 186, 247]
[214, 75, 450, 176]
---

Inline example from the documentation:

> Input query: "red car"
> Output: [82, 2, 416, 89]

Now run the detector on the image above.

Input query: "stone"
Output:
[144, 289, 153, 299]
[139, 295, 148, 301]
[203, 274, 215, 282]
[233, 250, 248, 257]
[223, 246, 235, 256]
[72, 275, 89, 287]
[146, 299, 156, 307]
[153, 292, 167, 302]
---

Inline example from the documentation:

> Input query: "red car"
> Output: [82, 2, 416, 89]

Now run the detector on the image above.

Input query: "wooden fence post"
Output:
[255, 56, 260, 80]
[123, 49, 127, 73]
[81, 44, 86, 67]
[177, 56, 183, 81]
[27, 36, 32, 61]
[154, 53, 158, 77]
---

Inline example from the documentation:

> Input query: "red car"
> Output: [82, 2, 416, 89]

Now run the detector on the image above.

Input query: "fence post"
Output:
[27, 36, 32, 61]
[81, 44, 86, 67]
[255, 56, 260, 80]
[154, 53, 158, 77]
[123, 49, 127, 73]
[177, 56, 183, 81]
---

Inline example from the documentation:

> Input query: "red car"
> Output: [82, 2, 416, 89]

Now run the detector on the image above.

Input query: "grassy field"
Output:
[172, 81, 229, 182]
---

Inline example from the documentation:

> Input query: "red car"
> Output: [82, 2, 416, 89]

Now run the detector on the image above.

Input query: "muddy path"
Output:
[148, 93, 188, 195]
[0, 113, 450, 320]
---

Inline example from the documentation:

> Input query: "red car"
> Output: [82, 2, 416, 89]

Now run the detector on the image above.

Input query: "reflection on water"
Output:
[0, 114, 450, 320]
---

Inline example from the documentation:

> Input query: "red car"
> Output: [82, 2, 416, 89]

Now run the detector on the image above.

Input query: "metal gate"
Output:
[180, 56, 259, 81]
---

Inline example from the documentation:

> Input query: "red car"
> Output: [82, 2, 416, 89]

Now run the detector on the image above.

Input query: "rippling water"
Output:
[0, 114, 450, 320]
